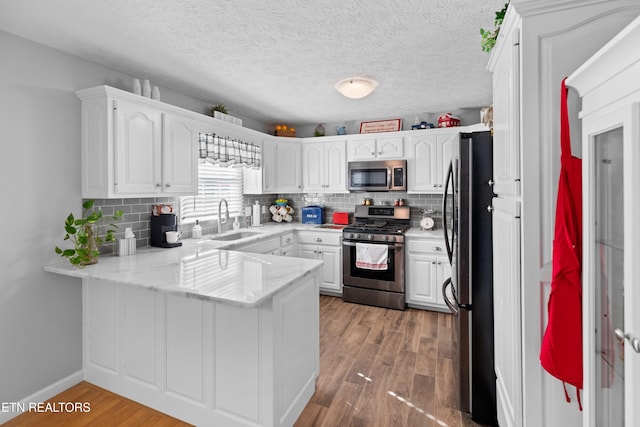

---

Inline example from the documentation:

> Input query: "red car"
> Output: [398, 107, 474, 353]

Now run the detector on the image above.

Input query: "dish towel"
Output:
[355, 243, 388, 270]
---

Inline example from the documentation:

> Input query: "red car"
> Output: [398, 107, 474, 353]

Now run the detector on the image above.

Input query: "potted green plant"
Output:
[55, 200, 123, 266]
[480, 2, 509, 53]
[210, 103, 228, 116]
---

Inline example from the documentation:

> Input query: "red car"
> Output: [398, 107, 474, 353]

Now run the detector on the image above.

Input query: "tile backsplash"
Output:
[275, 192, 445, 229]
[90, 191, 445, 253]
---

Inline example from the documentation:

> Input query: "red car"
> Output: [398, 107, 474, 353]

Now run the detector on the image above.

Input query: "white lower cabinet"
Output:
[405, 237, 450, 311]
[83, 273, 319, 427]
[296, 231, 342, 295]
[280, 232, 295, 257]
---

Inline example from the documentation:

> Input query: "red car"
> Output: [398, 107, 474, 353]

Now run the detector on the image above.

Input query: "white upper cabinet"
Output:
[302, 140, 347, 193]
[257, 136, 303, 194]
[274, 138, 303, 193]
[406, 129, 458, 193]
[490, 20, 521, 197]
[77, 86, 198, 198]
[163, 113, 199, 195]
[347, 135, 404, 160]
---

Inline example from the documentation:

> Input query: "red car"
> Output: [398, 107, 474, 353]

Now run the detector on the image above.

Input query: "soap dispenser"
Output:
[233, 217, 240, 231]
[192, 219, 202, 239]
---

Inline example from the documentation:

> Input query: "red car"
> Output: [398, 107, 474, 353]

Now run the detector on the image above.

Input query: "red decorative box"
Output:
[332, 212, 349, 225]
[438, 113, 461, 128]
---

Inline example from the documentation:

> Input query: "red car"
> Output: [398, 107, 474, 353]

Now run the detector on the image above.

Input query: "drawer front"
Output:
[296, 231, 341, 246]
[280, 232, 295, 247]
[406, 239, 446, 255]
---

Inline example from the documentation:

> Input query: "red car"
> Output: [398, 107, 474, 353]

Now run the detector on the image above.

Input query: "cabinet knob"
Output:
[437, 261, 442, 265]
[155, 183, 161, 188]
[488, 179, 495, 187]
[432, 261, 436, 264]
[433, 184, 438, 188]
[286, 238, 291, 243]
[487, 205, 494, 212]
[165, 183, 171, 187]
[371, 152, 375, 156]
[315, 237, 322, 242]
[434, 246, 442, 251]
[378, 151, 382, 155]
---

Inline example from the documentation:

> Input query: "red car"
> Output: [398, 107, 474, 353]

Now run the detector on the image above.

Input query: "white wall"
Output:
[0, 30, 218, 410]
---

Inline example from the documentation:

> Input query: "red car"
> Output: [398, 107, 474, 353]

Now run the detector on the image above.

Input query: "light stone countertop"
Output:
[43, 223, 342, 308]
[44, 222, 442, 308]
[405, 227, 446, 239]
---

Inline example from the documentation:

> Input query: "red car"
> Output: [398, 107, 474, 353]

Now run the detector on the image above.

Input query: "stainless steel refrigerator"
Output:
[442, 131, 497, 426]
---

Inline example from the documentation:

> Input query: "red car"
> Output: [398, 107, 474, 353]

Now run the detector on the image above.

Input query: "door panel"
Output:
[492, 197, 522, 427]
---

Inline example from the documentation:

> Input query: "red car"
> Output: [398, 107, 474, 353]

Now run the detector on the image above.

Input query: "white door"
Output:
[302, 142, 325, 192]
[583, 106, 640, 427]
[491, 28, 520, 197]
[376, 136, 404, 159]
[492, 197, 522, 427]
[407, 135, 438, 192]
[163, 113, 198, 195]
[437, 133, 457, 190]
[275, 140, 302, 193]
[324, 141, 347, 192]
[114, 100, 162, 194]
[319, 246, 342, 293]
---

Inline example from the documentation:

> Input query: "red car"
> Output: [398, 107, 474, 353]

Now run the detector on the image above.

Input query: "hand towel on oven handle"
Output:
[355, 242, 388, 271]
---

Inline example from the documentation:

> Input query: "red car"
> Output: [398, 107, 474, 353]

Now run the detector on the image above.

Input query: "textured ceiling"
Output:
[0, 0, 507, 126]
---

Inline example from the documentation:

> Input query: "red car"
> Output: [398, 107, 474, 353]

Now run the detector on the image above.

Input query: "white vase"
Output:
[142, 79, 151, 97]
[132, 79, 141, 95]
[151, 86, 160, 100]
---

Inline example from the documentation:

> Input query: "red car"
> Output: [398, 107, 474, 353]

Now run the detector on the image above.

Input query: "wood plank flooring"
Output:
[1, 381, 190, 427]
[295, 296, 482, 427]
[4, 296, 482, 427]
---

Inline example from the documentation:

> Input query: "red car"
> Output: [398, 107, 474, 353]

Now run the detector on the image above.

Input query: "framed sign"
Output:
[359, 118, 402, 134]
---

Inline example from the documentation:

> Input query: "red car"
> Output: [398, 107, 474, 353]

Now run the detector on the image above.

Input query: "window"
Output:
[180, 160, 243, 224]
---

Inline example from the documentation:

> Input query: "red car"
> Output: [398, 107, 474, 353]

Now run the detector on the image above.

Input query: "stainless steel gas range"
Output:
[342, 205, 411, 310]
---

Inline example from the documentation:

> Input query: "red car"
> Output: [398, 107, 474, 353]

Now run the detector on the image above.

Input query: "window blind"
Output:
[180, 160, 244, 224]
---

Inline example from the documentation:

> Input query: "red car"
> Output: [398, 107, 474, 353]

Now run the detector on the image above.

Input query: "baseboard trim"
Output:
[0, 370, 83, 424]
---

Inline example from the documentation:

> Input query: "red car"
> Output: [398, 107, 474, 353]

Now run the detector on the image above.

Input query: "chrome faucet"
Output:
[218, 199, 229, 234]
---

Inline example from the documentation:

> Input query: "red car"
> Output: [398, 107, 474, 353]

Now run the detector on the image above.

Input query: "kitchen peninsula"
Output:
[45, 240, 323, 427]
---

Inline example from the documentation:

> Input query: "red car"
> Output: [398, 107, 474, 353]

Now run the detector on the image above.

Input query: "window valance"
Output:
[198, 133, 261, 169]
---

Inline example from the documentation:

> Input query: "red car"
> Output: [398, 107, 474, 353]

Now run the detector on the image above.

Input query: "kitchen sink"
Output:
[207, 231, 262, 241]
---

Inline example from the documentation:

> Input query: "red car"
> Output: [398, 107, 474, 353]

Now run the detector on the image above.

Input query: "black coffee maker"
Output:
[150, 214, 182, 248]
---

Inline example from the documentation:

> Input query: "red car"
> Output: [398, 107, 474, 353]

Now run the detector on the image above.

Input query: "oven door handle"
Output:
[342, 241, 404, 250]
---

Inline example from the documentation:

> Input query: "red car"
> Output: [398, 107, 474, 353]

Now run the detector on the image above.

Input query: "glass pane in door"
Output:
[594, 127, 624, 427]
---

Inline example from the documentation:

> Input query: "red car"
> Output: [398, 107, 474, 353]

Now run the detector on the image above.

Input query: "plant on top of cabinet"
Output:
[480, 2, 509, 53]
[210, 104, 228, 115]
[55, 199, 123, 266]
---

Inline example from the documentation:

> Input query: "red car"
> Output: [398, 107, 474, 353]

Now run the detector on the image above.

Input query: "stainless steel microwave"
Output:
[348, 159, 407, 192]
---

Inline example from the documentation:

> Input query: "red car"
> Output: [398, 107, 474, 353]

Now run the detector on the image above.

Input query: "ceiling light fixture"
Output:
[334, 77, 379, 99]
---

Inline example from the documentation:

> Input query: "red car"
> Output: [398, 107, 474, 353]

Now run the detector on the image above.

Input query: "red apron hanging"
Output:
[540, 77, 583, 404]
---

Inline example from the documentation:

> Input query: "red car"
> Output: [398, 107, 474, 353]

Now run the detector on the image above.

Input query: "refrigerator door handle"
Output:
[442, 277, 458, 316]
[442, 161, 454, 264]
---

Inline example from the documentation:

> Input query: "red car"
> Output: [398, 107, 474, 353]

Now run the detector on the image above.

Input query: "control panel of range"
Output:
[344, 233, 405, 243]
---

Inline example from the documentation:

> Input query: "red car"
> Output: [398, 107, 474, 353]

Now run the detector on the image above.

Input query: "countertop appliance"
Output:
[442, 131, 497, 425]
[150, 214, 182, 248]
[342, 205, 410, 310]
[348, 159, 407, 192]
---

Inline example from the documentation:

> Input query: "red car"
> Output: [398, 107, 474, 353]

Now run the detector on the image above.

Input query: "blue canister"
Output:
[301, 206, 323, 224]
